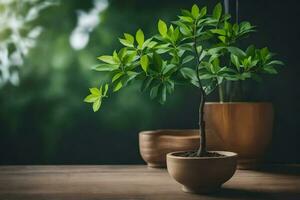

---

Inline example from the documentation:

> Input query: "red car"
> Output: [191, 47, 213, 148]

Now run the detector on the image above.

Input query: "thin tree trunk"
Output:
[193, 23, 207, 157]
[197, 89, 207, 156]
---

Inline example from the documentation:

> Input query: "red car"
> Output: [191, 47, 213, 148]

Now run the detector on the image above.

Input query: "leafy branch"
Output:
[84, 2, 283, 113]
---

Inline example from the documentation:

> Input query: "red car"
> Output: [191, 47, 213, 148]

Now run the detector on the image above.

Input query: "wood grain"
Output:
[205, 102, 273, 168]
[0, 165, 299, 200]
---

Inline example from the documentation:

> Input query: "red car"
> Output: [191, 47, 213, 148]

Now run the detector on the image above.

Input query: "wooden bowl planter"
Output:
[139, 130, 200, 168]
[167, 151, 237, 193]
[204, 102, 274, 169]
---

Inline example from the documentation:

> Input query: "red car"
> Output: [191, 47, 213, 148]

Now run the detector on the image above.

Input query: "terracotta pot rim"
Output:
[167, 151, 237, 160]
[139, 129, 198, 135]
[205, 102, 272, 105]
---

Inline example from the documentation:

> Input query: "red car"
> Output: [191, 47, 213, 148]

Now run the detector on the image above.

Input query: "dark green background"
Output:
[0, 0, 299, 164]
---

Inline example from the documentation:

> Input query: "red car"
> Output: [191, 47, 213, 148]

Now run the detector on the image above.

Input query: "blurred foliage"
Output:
[0, 0, 56, 86]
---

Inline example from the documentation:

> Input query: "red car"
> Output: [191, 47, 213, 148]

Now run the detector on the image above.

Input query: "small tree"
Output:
[85, 3, 283, 157]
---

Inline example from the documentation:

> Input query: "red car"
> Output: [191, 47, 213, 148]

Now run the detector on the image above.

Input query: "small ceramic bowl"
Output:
[139, 129, 200, 168]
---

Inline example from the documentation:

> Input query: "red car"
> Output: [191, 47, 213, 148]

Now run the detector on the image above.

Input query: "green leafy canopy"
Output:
[85, 2, 283, 112]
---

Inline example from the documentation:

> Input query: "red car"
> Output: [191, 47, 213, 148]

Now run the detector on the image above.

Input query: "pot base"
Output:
[182, 185, 221, 194]
[147, 163, 166, 168]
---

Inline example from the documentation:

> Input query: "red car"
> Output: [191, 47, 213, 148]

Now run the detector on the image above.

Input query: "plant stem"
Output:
[193, 24, 207, 157]
[218, 83, 224, 103]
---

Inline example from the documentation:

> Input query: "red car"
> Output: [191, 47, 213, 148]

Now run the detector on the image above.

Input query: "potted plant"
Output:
[201, 6, 283, 169]
[84, 2, 282, 193]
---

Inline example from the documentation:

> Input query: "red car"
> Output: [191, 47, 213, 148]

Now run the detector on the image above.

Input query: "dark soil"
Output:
[174, 151, 225, 158]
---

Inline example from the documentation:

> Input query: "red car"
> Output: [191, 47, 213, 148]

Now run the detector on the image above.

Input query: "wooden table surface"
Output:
[0, 165, 299, 200]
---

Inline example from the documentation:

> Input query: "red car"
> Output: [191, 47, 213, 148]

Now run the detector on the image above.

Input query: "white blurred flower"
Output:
[70, 0, 108, 50]
[0, 0, 57, 87]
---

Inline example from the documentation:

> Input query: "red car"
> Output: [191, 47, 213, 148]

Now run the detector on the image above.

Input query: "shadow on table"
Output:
[210, 188, 300, 200]
[255, 164, 300, 176]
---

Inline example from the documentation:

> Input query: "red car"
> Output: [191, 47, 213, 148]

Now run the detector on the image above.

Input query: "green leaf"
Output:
[222, 13, 231, 21]
[227, 47, 246, 58]
[191, 4, 200, 19]
[260, 47, 269, 59]
[92, 64, 119, 72]
[205, 18, 219, 26]
[199, 6, 207, 18]
[141, 76, 153, 92]
[230, 54, 240, 68]
[181, 9, 193, 18]
[211, 58, 221, 73]
[182, 55, 194, 64]
[99, 85, 103, 95]
[165, 80, 175, 94]
[246, 45, 255, 56]
[163, 64, 176, 75]
[140, 55, 149, 72]
[158, 19, 168, 37]
[208, 53, 220, 63]
[136, 29, 144, 48]
[212, 3, 222, 20]
[201, 61, 212, 71]
[155, 43, 170, 49]
[174, 21, 192, 36]
[232, 23, 239, 33]
[119, 38, 134, 47]
[240, 21, 252, 31]
[147, 41, 157, 48]
[84, 94, 99, 103]
[142, 38, 152, 49]
[210, 29, 226, 35]
[263, 66, 278, 74]
[241, 72, 251, 79]
[103, 84, 109, 96]
[93, 99, 101, 112]
[97, 55, 117, 64]
[199, 50, 207, 61]
[112, 72, 124, 83]
[160, 84, 167, 103]
[179, 24, 192, 36]
[218, 36, 226, 43]
[124, 33, 134, 44]
[169, 27, 180, 43]
[267, 60, 284, 66]
[127, 71, 139, 82]
[224, 21, 231, 31]
[118, 48, 127, 60]
[180, 67, 197, 81]
[207, 47, 225, 55]
[123, 51, 137, 64]
[200, 74, 215, 79]
[156, 47, 171, 54]
[150, 85, 160, 99]
[153, 52, 163, 72]
[113, 51, 120, 63]
[89, 88, 100, 95]
[113, 81, 123, 92]
[179, 16, 194, 23]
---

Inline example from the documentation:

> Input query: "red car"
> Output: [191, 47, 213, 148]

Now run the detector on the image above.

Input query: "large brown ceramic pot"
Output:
[204, 102, 274, 169]
[167, 151, 237, 193]
[139, 130, 200, 168]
